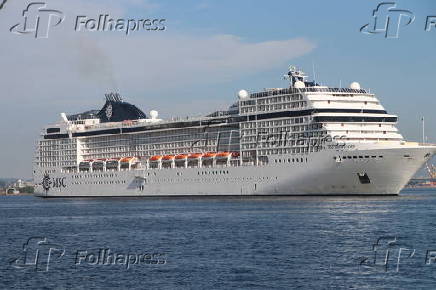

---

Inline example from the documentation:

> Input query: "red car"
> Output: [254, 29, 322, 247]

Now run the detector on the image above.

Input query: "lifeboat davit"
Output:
[188, 153, 203, 159]
[216, 152, 231, 158]
[175, 154, 188, 160]
[162, 155, 175, 161]
[149, 155, 162, 161]
[203, 152, 217, 158]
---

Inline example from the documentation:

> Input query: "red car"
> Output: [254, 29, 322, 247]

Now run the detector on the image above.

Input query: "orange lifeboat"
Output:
[188, 153, 203, 159]
[175, 154, 188, 160]
[120, 157, 135, 163]
[162, 155, 175, 161]
[216, 152, 231, 158]
[149, 155, 162, 161]
[203, 152, 217, 158]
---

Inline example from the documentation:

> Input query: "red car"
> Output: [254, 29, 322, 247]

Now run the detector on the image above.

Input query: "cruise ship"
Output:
[33, 66, 436, 197]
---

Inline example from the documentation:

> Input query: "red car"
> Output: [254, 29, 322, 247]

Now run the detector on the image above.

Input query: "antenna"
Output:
[422, 116, 425, 144]
[339, 79, 342, 88]
[312, 61, 317, 84]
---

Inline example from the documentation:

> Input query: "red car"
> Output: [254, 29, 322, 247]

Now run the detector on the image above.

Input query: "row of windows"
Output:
[242, 139, 323, 148]
[256, 94, 304, 104]
[39, 156, 76, 162]
[240, 101, 307, 114]
[336, 155, 384, 161]
[274, 157, 308, 163]
[40, 139, 74, 146]
[81, 139, 239, 154]
[240, 94, 304, 107]
[242, 125, 320, 136]
[80, 146, 241, 161]
[38, 162, 76, 167]
[197, 170, 230, 175]
[72, 180, 127, 185]
[256, 102, 308, 112]
[39, 151, 77, 156]
[72, 173, 118, 179]
[241, 117, 311, 129]
[256, 148, 320, 155]
[39, 144, 76, 150]
[81, 127, 231, 147]
[151, 176, 278, 184]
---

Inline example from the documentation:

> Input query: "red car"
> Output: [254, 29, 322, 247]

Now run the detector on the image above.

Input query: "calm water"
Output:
[1, 189, 436, 289]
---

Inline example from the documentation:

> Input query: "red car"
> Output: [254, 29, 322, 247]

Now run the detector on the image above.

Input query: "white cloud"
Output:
[0, 1, 315, 102]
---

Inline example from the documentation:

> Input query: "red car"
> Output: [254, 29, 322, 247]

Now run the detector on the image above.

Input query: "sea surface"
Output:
[1, 189, 436, 289]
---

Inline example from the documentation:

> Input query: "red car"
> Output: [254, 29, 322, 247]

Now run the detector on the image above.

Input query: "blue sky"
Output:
[0, 0, 435, 178]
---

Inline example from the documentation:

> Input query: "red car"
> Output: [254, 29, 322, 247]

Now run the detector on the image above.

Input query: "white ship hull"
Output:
[34, 145, 435, 197]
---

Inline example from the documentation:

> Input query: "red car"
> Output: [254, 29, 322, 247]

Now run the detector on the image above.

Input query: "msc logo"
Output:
[360, 2, 414, 38]
[10, 237, 65, 272]
[10, 2, 64, 39]
[40, 173, 66, 193]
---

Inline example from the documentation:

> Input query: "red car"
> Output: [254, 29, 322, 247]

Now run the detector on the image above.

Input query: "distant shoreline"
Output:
[0, 192, 33, 196]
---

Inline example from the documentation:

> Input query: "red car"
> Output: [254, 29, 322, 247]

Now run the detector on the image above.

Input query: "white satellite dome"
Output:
[238, 90, 249, 99]
[294, 81, 305, 88]
[350, 82, 361, 90]
[150, 110, 158, 119]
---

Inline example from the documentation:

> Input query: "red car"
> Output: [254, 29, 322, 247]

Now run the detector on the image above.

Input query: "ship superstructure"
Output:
[33, 66, 436, 197]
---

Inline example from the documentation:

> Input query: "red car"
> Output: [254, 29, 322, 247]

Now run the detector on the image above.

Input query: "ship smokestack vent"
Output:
[105, 92, 123, 103]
